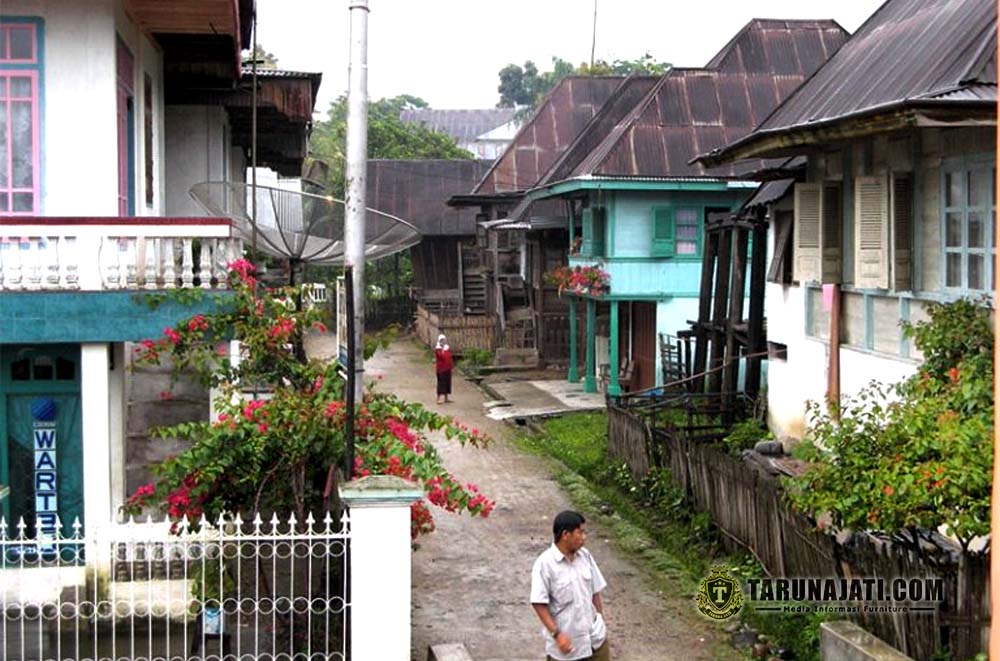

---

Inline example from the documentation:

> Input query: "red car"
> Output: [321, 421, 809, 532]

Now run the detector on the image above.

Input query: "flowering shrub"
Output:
[543, 265, 610, 296]
[125, 260, 494, 539]
[786, 298, 992, 554]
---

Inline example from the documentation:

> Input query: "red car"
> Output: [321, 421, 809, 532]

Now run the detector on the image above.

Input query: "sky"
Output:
[256, 0, 886, 118]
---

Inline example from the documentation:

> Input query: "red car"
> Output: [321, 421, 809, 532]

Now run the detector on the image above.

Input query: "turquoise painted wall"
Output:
[570, 189, 750, 298]
[0, 291, 234, 343]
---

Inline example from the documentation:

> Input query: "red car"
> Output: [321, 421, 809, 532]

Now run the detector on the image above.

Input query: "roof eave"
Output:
[697, 100, 997, 166]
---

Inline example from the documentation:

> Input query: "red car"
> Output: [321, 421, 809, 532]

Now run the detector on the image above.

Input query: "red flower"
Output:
[257, 422, 269, 434]
[163, 327, 181, 344]
[882, 485, 895, 496]
[187, 314, 208, 333]
[948, 367, 960, 383]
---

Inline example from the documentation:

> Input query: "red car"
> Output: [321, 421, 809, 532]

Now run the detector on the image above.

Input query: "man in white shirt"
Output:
[530, 511, 610, 660]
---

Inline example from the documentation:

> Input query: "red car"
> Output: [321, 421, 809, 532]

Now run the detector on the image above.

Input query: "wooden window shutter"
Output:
[767, 209, 794, 284]
[891, 173, 913, 291]
[854, 175, 890, 289]
[793, 183, 822, 282]
[652, 208, 675, 256]
[821, 184, 842, 282]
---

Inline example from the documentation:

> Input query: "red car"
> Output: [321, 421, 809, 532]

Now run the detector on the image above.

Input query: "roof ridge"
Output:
[579, 75, 671, 176]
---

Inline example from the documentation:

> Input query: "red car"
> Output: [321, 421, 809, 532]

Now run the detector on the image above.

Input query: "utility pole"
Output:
[343, 0, 370, 477]
[590, 0, 598, 70]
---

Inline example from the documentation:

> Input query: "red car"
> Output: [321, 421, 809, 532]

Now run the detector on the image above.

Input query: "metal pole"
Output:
[589, 0, 597, 69]
[990, 9, 999, 652]
[344, 0, 369, 405]
[344, 268, 356, 480]
[250, 8, 258, 259]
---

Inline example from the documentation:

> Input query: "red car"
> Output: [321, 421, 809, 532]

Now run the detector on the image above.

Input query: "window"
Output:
[652, 206, 701, 258]
[0, 21, 41, 215]
[794, 183, 843, 283]
[144, 73, 154, 206]
[675, 208, 699, 255]
[943, 158, 995, 292]
[581, 206, 606, 257]
[117, 38, 135, 216]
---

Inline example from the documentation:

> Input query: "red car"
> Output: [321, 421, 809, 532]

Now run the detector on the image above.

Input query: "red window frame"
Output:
[0, 22, 40, 216]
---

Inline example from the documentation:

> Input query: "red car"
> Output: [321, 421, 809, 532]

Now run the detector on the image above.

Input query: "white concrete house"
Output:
[0, 0, 319, 540]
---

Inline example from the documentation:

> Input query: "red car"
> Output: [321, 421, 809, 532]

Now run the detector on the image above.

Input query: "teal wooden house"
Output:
[508, 20, 848, 395]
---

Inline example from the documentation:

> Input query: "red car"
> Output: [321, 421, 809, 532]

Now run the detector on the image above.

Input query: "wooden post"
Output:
[746, 214, 768, 400]
[693, 231, 718, 392]
[827, 284, 841, 416]
[608, 300, 621, 396]
[723, 226, 749, 422]
[991, 22, 1000, 655]
[584, 298, 596, 393]
[708, 227, 732, 395]
[568, 297, 579, 382]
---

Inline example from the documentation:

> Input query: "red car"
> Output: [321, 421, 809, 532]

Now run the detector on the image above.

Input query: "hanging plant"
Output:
[543, 264, 610, 296]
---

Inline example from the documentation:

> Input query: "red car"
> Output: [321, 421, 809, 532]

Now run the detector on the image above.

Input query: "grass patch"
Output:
[518, 411, 832, 661]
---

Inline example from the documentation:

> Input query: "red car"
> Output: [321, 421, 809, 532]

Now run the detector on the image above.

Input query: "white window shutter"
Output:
[891, 173, 913, 291]
[793, 183, 822, 283]
[854, 175, 890, 289]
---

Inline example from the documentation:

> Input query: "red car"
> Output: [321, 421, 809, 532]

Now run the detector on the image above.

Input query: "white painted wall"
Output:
[81, 343, 113, 530]
[654, 297, 700, 386]
[5, 0, 165, 216]
[164, 106, 233, 216]
[108, 342, 126, 514]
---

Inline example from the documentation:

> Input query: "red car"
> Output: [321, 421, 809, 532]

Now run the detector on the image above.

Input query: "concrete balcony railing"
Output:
[0, 217, 242, 291]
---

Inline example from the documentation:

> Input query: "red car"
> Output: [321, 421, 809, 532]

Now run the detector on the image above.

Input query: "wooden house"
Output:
[697, 0, 996, 440]
[513, 20, 849, 394]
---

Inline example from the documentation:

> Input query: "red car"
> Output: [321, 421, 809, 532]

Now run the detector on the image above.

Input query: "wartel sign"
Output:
[31, 397, 59, 544]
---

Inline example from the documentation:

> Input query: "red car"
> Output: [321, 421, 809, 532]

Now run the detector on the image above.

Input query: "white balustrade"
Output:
[0, 234, 242, 292]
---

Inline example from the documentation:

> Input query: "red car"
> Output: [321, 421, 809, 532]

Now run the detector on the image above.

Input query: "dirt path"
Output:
[314, 336, 735, 661]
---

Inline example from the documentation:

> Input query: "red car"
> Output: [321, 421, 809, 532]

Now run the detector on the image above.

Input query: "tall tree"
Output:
[309, 94, 472, 197]
[244, 44, 279, 68]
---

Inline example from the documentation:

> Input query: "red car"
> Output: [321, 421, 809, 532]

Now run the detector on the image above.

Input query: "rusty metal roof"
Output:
[471, 76, 625, 195]
[562, 20, 848, 179]
[701, 0, 997, 164]
[367, 159, 493, 236]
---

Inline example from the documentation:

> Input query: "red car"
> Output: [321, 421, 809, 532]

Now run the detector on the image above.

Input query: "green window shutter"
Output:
[592, 206, 607, 257]
[581, 208, 594, 255]
[652, 208, 675, 256]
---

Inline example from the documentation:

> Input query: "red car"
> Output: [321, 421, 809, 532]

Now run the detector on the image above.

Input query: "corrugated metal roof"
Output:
[367, 159, 493, 236]
[399, 108, 517, 143]
[922, 82, 997, 101]
[562, 20, 848, 179]
[748, 0, 995, 136]
[471, 76, 626, 195]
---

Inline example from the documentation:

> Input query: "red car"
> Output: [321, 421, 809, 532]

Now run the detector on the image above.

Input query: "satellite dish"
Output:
[189, 181, 421, 274]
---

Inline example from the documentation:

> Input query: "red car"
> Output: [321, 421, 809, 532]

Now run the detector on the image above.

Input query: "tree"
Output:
[786, 298, 993, 557]
[125, 260, 495, 538]
[309, 94, 473, 198]
[244, 44, 279, 68]
[496, 54, 670, 112]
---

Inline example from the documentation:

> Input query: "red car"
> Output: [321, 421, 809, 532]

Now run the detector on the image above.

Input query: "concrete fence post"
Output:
[340, 475, 424, 661]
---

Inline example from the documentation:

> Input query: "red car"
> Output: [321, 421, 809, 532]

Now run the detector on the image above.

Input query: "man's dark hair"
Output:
[553, 510, 585, 543]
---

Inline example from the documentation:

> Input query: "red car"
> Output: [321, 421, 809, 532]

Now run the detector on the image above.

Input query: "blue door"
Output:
[0, 345, 83, 538]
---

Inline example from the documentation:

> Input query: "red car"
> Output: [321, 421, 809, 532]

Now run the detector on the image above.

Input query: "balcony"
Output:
[0, 217, 242, 344]
[0, 217, 241, 292]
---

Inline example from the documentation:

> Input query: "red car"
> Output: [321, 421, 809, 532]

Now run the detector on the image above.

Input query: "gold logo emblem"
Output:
[697, 566, 744, 620]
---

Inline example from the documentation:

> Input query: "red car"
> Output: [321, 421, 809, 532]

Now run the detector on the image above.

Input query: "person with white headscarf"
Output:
[434, 334, 454, 404]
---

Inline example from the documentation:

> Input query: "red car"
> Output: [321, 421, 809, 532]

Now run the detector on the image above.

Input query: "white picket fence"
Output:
[0, 512, 350, 661]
